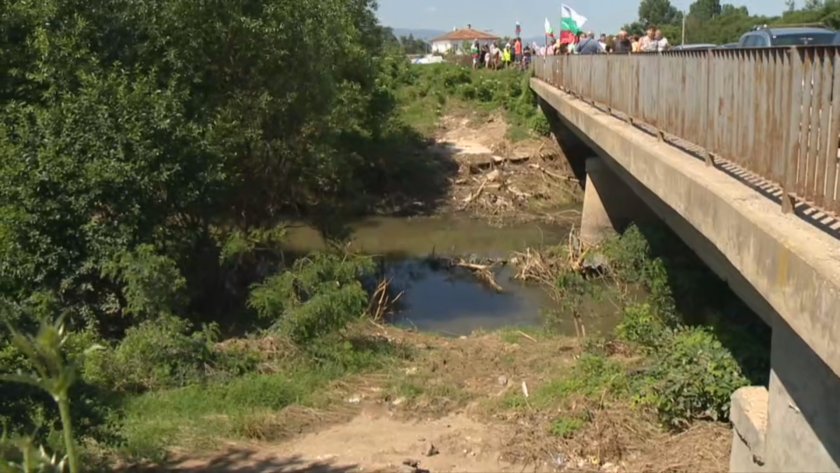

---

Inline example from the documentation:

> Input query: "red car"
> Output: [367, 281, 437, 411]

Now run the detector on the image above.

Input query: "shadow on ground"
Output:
[121, 450, 362, 473]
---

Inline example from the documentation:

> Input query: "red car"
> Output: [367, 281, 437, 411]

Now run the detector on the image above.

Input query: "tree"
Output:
[638, 0, 683, 26]
[786, 0, 797, 12]
[689, 0, 723, 21]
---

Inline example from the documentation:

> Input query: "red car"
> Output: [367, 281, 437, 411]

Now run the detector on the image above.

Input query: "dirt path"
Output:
[173, 409, 518, 473]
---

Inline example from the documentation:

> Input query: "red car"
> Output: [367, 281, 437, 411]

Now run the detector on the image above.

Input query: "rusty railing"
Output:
[534, 48, 840, 216]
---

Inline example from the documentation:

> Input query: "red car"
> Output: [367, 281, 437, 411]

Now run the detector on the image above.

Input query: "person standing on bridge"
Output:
[577, 32, 602, 55]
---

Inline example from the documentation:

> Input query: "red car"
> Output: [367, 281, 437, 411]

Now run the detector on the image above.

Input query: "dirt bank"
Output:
[433, 113, 581, 224]
[157, 329, 728, 473]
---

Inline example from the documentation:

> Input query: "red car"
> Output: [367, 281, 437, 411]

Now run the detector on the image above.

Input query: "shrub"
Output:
[529, 113, 550, 136]
[247, 253, 375, 346]
[617, 303, 669, 350]
[550, 416, 586, 438]
[644, 327, 749, 428]
[85, 316, 214, 393]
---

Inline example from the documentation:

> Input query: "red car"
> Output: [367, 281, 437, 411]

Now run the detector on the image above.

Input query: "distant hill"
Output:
[391, 28, 447, 41]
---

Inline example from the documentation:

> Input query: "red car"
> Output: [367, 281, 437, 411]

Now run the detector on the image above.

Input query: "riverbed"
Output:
[284, 215, 623, 336]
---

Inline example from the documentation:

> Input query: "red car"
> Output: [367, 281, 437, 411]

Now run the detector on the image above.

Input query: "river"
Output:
[284, 214, 623, 336]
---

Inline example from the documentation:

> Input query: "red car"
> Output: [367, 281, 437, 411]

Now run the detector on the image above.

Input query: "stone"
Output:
[346, 395, 361, 404]
[423, 442, 439, 457]
[392, 397, 407, 407]
[497, 375, 509, 386]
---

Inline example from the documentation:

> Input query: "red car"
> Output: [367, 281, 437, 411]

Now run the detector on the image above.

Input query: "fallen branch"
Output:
[529, 163, 576, 182]
[456, 260, 504, 293]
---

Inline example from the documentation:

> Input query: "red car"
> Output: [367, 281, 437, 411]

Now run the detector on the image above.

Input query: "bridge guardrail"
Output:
[535, 48, 840, 216]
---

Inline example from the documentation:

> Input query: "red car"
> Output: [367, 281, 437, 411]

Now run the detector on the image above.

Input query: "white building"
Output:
[430, 27, 500, 55]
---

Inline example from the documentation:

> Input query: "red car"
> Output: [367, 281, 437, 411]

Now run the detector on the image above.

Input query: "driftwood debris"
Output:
[529, 163, 577, 182]
[455, 260, 504, 293]
[368, 278, 404, 322]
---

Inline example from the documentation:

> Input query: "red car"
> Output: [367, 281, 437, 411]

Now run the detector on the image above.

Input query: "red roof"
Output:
[432, 28, 500, 42]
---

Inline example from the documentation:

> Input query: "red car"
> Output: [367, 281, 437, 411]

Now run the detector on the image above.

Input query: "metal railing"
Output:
[534, 48, 840, 216]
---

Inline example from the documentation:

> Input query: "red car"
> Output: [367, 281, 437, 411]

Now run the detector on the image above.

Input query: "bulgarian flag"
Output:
[545, 17, 554, 38]
[560, 4, 588, 43]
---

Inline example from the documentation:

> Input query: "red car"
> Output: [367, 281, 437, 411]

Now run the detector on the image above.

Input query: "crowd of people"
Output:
[468, 26, 671, 71]
[542, 26, 670, 56]
[471, 37, 535, 71]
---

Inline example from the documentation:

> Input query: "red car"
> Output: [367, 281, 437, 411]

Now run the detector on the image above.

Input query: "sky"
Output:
[376, 0, 791, 38]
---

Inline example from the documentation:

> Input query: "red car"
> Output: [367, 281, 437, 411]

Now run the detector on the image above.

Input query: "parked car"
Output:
[718, 42, 740, 49]
[738, 25, 840, 47]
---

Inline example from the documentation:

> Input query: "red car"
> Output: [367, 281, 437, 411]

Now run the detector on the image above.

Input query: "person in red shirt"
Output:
[514, 38, 523, 67]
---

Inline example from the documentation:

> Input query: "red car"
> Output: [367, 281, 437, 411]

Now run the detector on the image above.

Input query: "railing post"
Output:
[703, 49, 715, 167]
[783, 47, 804, 214]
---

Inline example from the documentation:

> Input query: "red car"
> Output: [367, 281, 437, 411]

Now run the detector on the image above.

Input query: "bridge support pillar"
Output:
[731, 320, 840, 472]
[580, 156, 652, 246]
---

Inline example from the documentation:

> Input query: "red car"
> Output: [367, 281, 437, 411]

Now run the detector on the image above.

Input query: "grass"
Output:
[393, 63, 545, 141]
[118, 369, 337, 461]
[117, 330, 413, 462]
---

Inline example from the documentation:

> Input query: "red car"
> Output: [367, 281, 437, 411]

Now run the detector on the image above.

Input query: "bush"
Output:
[247, 253, 375, 346]
[85, 316, 215, 393]
[529, 113, 550, 136]
[644, 327, 749, 428]
[617, 303, 669, 350]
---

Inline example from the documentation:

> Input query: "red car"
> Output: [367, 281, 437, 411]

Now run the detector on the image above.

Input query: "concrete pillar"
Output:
[580, 156, 653, 245]
[731, 321, 840, 472]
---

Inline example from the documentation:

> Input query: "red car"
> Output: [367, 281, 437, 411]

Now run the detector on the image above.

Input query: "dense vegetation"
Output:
[527, 226, 771, 430]
[0, 0, 552, 468]
[624, 0, 840, 45]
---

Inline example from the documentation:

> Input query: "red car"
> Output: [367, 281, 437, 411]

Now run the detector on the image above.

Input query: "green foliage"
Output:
[617, 303, 669, 349]
[248, 254, 375, 346]
[506, 355, 631, 410]
[0, 318, 100, 473]
[84, 316, 215, 393]
[550, 416, 586, 439]
[393, 63, 542, 142]
[638, 0, 684, 27]
[642, 327, 748, 428]
[119, 369, 334, 461]
[101, 245, 186, 321]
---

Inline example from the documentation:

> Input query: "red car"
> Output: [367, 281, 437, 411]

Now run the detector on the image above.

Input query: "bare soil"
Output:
[161, 329, 729, 473]
[433, 113, 582, 224]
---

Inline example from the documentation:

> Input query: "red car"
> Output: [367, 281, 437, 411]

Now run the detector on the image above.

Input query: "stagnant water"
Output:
[284, 215, 623, 336]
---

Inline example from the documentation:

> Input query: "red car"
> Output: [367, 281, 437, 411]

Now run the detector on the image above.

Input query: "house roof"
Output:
[432, 28, 500, 42]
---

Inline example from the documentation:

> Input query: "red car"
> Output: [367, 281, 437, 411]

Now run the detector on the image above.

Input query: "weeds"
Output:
[511, 224, 770, 434]
[394, 63, 545, 141]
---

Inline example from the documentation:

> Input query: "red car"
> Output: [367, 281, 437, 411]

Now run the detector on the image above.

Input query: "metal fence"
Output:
[534, 48, 840, 216]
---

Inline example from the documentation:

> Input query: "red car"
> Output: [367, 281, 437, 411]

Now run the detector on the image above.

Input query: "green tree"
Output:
[689, 0, 723, 21]
[638, 0, 683, 26]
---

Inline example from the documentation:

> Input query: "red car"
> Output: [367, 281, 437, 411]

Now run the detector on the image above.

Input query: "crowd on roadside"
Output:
[467, 26, 671, 72]
[471, 37, 538, 71]
[541, 26, 670, 56]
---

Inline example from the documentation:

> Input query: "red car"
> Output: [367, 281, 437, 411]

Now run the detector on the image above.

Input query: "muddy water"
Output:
[285, 215, 622, 336]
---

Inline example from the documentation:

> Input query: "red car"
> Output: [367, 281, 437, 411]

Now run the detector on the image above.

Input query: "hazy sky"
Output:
[377, 0, 790, 37]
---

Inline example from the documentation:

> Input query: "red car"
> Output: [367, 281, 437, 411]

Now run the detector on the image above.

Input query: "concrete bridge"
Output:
[532, 48, 840, 472]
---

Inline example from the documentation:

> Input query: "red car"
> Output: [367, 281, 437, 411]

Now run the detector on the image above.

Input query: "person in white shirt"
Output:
[653, 29, 669, 52]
